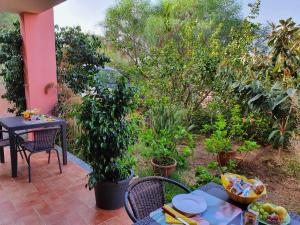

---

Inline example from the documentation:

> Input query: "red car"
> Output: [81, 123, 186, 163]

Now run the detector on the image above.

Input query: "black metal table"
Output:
[0, 116, 67, 177]
[133, 182, 300, 225]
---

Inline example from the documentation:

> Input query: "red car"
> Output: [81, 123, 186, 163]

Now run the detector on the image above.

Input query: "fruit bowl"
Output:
[221, 173, 267, 205]
[248, 202, 290, 225]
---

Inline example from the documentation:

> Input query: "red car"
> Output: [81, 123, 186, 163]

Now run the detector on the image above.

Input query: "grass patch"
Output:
[283, 158, 300, 180]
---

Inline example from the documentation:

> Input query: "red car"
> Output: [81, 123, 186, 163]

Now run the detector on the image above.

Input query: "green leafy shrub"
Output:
[56, 26, 110, 94]
[0, 21, 26, 114]
[237, 140, 260, 153]
[195, 159, 238, 187]
[204, 114, 232, 154]
[230, 18, 300, 151]
[204, 113, 259, 166]
[234, 80, 300, 150]
[245, 113, 273, 145]
[140, 126, 194, 168]
[229, 105, 246, 139]
[76, 75, 137, 188]
[148, 104, 188, 134]
[195, 165, 220, 186]
[139, 103, 195, 168]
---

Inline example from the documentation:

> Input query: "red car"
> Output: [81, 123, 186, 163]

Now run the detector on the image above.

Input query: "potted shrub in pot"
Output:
[141, 126, 194, 177]
[204, 114, 259, 166]
[149, 129, 178, 177]
[76, 75, 137, 210]
[204, 114, 233, 166]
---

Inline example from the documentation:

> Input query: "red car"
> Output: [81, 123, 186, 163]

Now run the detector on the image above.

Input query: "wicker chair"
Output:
[16, 127, 62, 182]
[124, 176, 191, 223]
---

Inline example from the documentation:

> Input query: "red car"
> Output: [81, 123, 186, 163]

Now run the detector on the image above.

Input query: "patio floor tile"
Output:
[0, 149, 133, 225]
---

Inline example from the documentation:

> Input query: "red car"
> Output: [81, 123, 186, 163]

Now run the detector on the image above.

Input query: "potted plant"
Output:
[76, 75, 137, 210]
[150, 129, 178, 177]
[141, 126, 194, 177]
[204, 114, 259, 166]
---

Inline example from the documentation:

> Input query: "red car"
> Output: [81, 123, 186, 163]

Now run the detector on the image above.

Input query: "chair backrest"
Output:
[125, 176, 191, 222]
[33, 128, 59, 151]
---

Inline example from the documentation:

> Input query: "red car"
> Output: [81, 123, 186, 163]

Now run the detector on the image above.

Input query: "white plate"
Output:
[172, 194, 207, 215]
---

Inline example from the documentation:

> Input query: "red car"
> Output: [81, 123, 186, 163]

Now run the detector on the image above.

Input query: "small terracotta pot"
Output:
[217, 151, 236, 167]
[151, 157, 177, 177]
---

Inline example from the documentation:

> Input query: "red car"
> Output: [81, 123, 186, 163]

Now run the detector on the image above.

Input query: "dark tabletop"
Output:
[133, 182, 300, 225]
[0, 116, 65, 131]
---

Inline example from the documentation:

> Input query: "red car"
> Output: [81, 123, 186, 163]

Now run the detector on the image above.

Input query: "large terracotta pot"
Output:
[217, 151, 236, 167]
[94, 170, 134, 210]
[151, 157, 177, 177]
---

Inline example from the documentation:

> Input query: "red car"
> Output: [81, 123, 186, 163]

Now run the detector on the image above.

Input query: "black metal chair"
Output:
[0, 130, 10, 163]
[16, 127, 62, 182]
[124, 176, 191, 223]
[0, 130, 26, 163]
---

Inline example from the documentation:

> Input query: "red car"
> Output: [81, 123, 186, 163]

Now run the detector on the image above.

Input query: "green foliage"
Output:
[204, 114, 232, 154]
[195, 165, 221, 186]
[225, 159, 238, 172]
[140, 104, 195, 168]
[204, 112, 259, 158]
[245, 113, 273, 145]
[140, 126, 194, 168]
[227, 18, 300, 150]
[229, 105, 245, 139]
[268, 18, 300, 80]
[195, 158, 239, 187]
[148, 104, 188, 134]
[104, 0, 151, 66]
[0, 13, 18, 29]
[237, 140, 260, 153]
[0, 21, 26, 114]
[76, 75, 137, 188]
[234, 80, 300, 149]
[55, 26, 110, 94]
[104, 0, 242, 111]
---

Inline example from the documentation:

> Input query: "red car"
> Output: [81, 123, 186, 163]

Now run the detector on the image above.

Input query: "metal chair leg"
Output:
[19, 150, 24, 159]
[54, 149, 62, 174]
[27, 153, 32, 183]
[23, 150, 28, 160]
[0, 149, 5, 163]
[48, 150, 51, 164]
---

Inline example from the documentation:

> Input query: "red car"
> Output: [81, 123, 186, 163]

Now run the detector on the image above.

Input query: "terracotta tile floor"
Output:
[0, 149, 132, 225]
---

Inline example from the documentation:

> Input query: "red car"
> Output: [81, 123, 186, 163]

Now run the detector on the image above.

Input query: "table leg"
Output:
[0, 125, 4, 163]
[9, 130, 17, 177]
[61, 122, 67, 165]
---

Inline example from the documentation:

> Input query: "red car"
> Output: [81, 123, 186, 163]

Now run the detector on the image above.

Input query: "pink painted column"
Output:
[19, 9, 57, 114]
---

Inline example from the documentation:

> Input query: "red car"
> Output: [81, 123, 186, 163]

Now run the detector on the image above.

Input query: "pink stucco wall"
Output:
[19, 9, 57, 114]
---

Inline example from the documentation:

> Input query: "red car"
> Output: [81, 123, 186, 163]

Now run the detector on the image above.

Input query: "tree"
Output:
[55, 26, 110, 94]
[232, 18, 300, 152]
[104, 0, 242, 109]
[268, 18, 300, 80]
[0, 13, 18, 29]
[0, 21, 26, 114]
[0, 24, 111, 114]
[104, 0, 151, 66]
[104, 0, 241, 67]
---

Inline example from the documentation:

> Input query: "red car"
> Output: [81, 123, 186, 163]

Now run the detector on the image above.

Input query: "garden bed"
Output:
[135, 136, 300, 213]
[190, 137, 300, 213]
